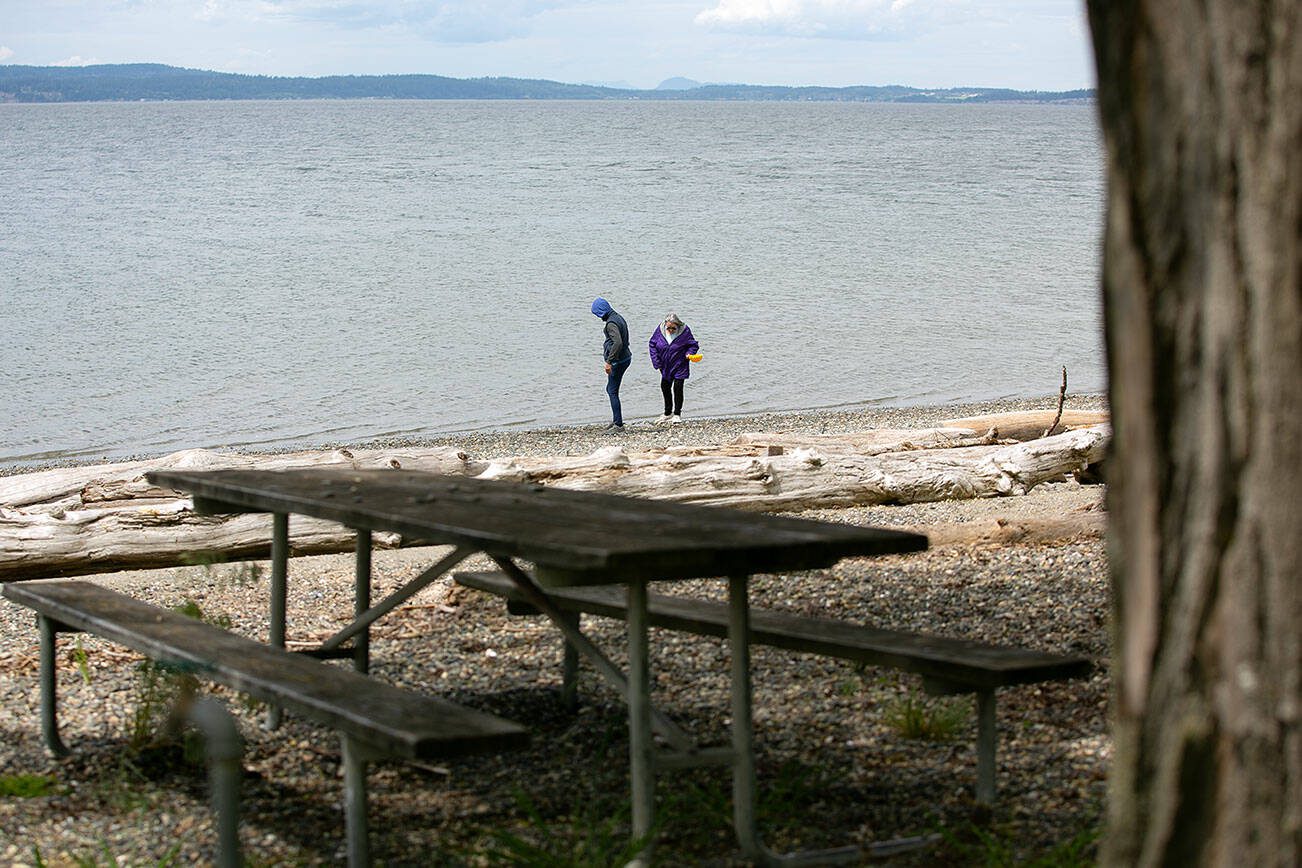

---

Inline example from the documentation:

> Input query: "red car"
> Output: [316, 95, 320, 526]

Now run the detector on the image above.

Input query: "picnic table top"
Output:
[147, 467, 927, 585]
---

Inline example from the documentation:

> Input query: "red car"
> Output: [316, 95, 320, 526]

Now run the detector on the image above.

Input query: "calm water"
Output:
[0, 100, 1104, 465]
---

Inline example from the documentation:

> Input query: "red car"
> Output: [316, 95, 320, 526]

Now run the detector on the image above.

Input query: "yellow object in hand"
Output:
[687, 353, 703, 362]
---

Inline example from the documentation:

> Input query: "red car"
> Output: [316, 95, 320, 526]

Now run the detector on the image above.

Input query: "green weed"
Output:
[225, 560, 264, 587]
[481, 788, 653, 867]
[883, 688, 968, 741]
[180, 551, 263, 588]
[0, 772, 56, 797]
[471, 757, 841, 864]
[32, 840, 182, 868]
[126, 599, 230, 752]
[86, 756, 155, 813]
[74, 636, 93, 685]
[936, 816, 1100, 867]
[178, 550, 225, 571]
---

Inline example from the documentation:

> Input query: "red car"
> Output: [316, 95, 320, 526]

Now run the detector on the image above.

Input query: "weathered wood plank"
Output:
[147, 469, 928, 584]
[455, 570, 1092, 690]
[2, 580, 528, 759]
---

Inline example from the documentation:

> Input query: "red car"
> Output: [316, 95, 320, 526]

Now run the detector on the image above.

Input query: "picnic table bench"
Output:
[2, 579, 528, 867]
[455, 569, 1093, 806]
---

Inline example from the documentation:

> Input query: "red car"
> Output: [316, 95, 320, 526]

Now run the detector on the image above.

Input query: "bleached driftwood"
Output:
[0, 446, 482, 581]
[0, 422, 1109, 580]
[0, 504, 400, 581]
[728, 427, 1000, 454]
[909, 506, 1106, 548]
[478, 425, 1110, 511]
[939, 409, 1109, 442]
[2, 446, 487, 514]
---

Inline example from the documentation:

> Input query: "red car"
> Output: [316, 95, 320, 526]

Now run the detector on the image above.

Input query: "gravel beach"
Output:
[0, 396, 1110, 866]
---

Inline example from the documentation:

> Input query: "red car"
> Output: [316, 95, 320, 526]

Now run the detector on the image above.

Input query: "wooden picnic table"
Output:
[147, 467, 927, 865]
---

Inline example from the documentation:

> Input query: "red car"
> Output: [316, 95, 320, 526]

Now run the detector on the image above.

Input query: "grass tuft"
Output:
[883, 688, 969, 741]
[0, 773, 57, 798]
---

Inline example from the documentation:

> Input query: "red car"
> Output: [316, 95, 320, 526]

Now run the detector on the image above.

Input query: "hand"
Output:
[604, 362, 612, 374]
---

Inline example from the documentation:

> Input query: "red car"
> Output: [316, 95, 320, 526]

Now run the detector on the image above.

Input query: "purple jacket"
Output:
[648, 324, 699, 381]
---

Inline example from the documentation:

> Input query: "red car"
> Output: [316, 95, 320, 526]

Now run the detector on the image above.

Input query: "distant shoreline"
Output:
[0, 393, 1108, 478]
[0, 63, 1096, 105]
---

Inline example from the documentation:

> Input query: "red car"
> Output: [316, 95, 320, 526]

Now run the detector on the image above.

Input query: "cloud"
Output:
[695, 0, 938, 40]
[52, 55, 99, 66]
[0, 46, 14, 62]
[245, 1, 566, 43]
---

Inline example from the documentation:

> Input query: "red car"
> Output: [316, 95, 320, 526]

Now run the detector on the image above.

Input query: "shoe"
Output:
[655, 414, 671, 424]
[603, 422, 625, 433]
[670, 415, 682, 424]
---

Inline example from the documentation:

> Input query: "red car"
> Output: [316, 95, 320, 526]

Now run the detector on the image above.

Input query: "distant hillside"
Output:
[656, 77, 703, 91]
[0, 63, 1094, 104]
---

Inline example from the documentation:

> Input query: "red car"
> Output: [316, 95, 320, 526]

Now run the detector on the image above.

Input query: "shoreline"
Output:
[1, 392, 1108, 477]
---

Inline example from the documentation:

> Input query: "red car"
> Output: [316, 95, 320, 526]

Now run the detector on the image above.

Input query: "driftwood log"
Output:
[939, 409, 1109, 442]
[910, 504, 1106, 549]
[481, 425, 1109, 509]
[0, 447, 483, 581]
[0, 420, 1109, 581]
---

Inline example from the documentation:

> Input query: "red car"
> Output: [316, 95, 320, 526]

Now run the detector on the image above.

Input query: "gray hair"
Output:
[664, 313, 683, 327]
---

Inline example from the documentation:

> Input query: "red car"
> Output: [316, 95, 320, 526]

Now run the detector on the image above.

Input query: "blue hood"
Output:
[590, 297, 612, 318]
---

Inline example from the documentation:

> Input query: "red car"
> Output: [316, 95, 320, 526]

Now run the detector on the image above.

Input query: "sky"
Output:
[0, 1, 1095, 92]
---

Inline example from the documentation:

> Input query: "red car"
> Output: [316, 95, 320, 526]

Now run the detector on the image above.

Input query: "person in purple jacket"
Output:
[647, 312, 699, 424]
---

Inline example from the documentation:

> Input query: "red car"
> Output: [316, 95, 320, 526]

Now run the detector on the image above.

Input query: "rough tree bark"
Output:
[1088, 3, 1301, 865]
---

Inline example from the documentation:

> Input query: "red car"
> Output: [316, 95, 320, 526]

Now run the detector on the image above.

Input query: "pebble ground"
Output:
[0, 396, 1110, 866]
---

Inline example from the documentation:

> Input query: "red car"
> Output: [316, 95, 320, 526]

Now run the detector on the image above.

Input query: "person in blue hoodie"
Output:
[591, 297, 632, 431]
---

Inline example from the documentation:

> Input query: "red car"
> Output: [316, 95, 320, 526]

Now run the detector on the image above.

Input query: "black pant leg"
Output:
[660, 379, 673, 415]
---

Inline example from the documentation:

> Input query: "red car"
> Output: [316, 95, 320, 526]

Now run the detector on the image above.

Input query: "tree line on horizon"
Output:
[0, 63, 1094, 104]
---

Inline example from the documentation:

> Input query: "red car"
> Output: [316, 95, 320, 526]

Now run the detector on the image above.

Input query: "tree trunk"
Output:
[1088, 3, 1301, 865]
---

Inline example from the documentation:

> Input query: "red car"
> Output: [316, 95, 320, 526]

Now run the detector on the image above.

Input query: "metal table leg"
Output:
[184, 697, 244, 868]
[559, 610, 581, 712]
[320, 546, 474, 654]
[727, 573, 767, 863]
[265, 512, 288, 730]
[489, 556, 696, 752]
[728, 574, 861, 867]
[38, 615, 69, 757]
[975, 689, 997, 805]
[627, 580, 655, 865]
[340, 734, 382, 868]
[353, 529, 371, 674]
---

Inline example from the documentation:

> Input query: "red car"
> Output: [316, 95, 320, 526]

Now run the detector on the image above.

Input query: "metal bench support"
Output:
[341, 735, 384, 868]
[265, 512, 289, 730]
[321, 545, 475, 655]
[353, 530, 371, 674]
[560, 610, 580, 711]
[38, 614, 69, 757]
[628, 581, 655, 866]
[728, 575, 861, 867]
[489, 556, 696, 753]
[185, 697, 244, 868]
[976, 689, 997, 805]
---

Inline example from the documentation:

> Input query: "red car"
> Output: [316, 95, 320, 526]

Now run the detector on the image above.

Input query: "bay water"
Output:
[0, 99, 1104, 465]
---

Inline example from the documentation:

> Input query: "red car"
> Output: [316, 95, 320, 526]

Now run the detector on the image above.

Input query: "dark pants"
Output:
[606, 357, 631, 424]
[661, 378, 685, 415]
